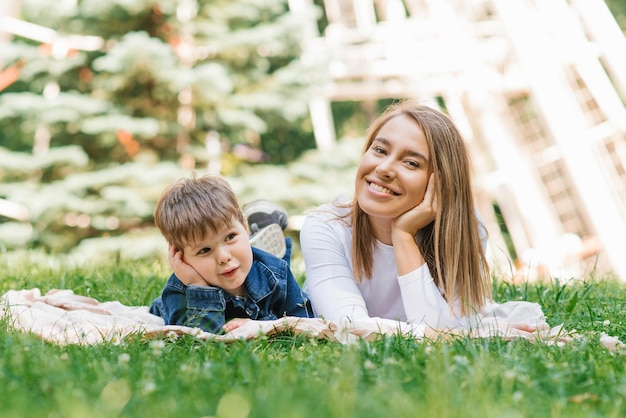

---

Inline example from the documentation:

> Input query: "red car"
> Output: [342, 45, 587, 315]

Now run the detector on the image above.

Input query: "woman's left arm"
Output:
[397, 266, 465, 329]
[396, 209, 490, 329]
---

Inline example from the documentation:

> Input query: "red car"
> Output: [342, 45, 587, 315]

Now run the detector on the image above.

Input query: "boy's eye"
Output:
[225, 232, 237, 241]
[197, 247, 211, 255]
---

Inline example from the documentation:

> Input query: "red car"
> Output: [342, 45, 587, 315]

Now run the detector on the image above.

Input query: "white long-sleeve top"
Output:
[300, 203, 544, 337]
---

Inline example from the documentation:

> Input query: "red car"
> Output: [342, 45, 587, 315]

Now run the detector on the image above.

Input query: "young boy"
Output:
[149, 174, 312, 334]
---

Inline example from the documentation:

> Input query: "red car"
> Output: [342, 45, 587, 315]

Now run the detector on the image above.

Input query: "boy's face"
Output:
[181, 217, 253, 297]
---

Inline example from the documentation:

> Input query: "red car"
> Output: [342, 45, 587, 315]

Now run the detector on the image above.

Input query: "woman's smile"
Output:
[367, 180, 400, 196]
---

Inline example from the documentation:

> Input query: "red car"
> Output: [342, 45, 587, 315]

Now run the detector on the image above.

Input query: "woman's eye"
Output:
[372, 146, 386, 154]
[406, 160, 419, 168]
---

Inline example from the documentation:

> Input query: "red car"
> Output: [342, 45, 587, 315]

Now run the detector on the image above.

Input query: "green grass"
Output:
[1, 250, 626, 417]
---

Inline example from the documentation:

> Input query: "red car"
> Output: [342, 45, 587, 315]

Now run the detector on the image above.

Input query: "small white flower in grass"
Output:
[192, 328, 203, 338]
[108, 333, 122, 345]
[603, 320, 611, 326]
[503, 369, 516, 381]
[150, 339, 165, 355]
[150, 340, 165, 349]
[118, 353, 131, 364]
[59, 352, 69, 361]
[453, 355, 469, 367]
[512, 391, 523, 402]
[166, 330, 178, 341]
[141, 380, 156, 395]
[363, 359, 376, 370]
[383, 357, 398, 365]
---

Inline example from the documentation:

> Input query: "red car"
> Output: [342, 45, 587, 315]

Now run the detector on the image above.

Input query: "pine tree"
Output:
[0, 0, 319, 254]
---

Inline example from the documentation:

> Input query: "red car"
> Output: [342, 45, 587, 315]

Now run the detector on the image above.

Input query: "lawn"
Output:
[1, 250, 626, 418]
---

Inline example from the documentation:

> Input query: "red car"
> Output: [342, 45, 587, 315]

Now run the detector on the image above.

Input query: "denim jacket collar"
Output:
[236, 247, 282, 302]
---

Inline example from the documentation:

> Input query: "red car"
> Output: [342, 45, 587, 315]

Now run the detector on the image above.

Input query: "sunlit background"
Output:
[1, 0, 625, 282]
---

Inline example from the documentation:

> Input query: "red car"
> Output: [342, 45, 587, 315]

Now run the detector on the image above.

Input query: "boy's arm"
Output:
[157, 276, 228, 333]
[184, 286, 228, 333]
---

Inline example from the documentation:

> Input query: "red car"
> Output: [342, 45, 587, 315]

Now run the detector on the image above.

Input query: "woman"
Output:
[300, 101, 545, 338]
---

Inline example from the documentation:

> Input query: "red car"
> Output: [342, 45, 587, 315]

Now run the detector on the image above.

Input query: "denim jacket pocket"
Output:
[186, 286, 226, 312]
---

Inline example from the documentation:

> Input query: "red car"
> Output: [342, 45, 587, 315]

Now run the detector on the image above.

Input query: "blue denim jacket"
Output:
[150, 238, 313, 334]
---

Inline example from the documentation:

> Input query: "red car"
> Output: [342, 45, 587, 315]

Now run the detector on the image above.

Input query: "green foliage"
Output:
[0, 0, 327, 253]
[3, 1, 625, 256]
[606, 0, 626, 32]
[1, 254, 626, 417]
[0, 155, 188, 252]
[0, 0, 317, 163]
[493, 277, 626, 339]
[0, 128, 362, 256]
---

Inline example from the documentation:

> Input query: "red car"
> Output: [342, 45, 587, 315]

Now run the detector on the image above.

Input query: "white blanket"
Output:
[1, 288, 623, 351]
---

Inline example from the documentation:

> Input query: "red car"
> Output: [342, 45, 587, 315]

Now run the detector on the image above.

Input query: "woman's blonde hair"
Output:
[347, 101, 491, 315]
[154, 174, 244, 250]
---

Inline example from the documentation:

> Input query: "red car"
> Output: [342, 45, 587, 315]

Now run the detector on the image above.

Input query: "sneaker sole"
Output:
[249, 223, 286, 259]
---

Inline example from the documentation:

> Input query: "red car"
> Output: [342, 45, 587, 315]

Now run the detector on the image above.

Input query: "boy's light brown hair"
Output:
[154, 174, 245, 250]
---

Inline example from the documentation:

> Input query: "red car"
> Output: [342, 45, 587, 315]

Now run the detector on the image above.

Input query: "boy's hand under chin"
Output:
[168, 244, 209, 286]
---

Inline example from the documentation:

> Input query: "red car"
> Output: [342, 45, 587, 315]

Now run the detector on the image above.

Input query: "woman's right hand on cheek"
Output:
[168, 244, 208, 286]
[392, 173, 437, 237]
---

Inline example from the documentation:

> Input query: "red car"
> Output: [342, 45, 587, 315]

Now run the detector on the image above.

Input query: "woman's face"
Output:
[355, 114, 431, 221]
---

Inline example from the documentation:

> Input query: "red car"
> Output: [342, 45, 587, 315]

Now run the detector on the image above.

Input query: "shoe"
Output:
[249, 223, 286, 258]
[243, 199, 288, 234]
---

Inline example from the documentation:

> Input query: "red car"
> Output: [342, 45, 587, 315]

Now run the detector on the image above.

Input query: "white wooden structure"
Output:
[292, 0, 626, 281]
